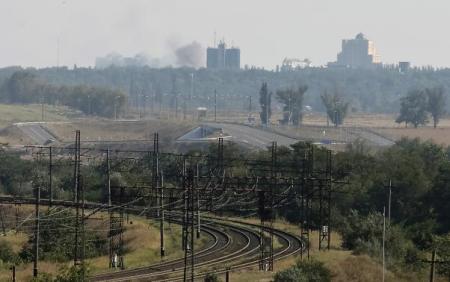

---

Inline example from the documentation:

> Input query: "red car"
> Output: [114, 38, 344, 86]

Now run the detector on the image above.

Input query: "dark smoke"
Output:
[174, 41, 204, 68]
[95, 41, 205, 69]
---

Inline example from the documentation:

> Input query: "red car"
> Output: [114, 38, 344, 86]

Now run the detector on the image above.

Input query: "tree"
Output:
[3, 71, 40, 103]
[429, 162, 450, 233]
[204, 272, 221, 282]
[259, 82, 272, 126]
[396, 89, 428, 128]
[320, 91, 349, 127]
[274, 260, 331, 282]
[426, 87, 446, 128]
[276, 85, 308, 126]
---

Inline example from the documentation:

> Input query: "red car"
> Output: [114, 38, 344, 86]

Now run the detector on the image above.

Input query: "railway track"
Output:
[92, 215, 302, 282]
[0, 196, 303, 281]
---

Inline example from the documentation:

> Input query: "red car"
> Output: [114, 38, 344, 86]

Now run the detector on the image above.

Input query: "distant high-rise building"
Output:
[398, 61, 411, 73]
[206, 47, 220, 68]
[206, 41, 240, 69]
[331, 33, 381, 69]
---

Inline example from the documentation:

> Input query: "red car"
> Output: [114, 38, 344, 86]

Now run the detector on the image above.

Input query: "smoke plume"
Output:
[174, 41, 204, 68]
[95, 41, 205, 69]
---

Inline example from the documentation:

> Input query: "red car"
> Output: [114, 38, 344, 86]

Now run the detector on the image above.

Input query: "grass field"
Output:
[0, 213, 210, 282]
[44, 119, 195, 143]
[374, 127, 450, 146]
[0, 104, 80, 128]
[0, 103, 81, 145]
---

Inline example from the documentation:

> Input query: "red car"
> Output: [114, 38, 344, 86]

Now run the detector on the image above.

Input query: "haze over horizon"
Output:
[1, 0, 449, 69]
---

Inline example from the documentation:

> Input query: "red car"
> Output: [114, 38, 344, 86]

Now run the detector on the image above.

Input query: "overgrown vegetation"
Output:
[31, 265, 89, 282]
[274, 260, 331, 282]
[204, 272, 222, 282]
[259, 82, 272, 125]
[320, 91, 349, 127]
[0, 71, 126, 118]
[276, 85, 308, 126]
[19, 209, 108, 263]
[396, 87, 446, 128]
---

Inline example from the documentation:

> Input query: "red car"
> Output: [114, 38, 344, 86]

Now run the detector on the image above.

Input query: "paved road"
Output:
[206, 123, 300, 149]
[15, 122, 57, 145]
[352, 127, 395, 146]
[206, 122, 395, 149]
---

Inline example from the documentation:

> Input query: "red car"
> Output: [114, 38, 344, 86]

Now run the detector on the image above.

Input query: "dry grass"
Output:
[374, 127, 450, 146]
[88, 215, 210, 273]
[0, 232, 28, 253]
[0, 103, 80, 145]
[302, 113, 401, 128]
[0, 104, 79, 128]
[44, 119, 195, 143]
[0, 213, 210, 280]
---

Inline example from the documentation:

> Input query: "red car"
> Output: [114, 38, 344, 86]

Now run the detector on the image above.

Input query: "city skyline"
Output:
[1, 1, 450, 69]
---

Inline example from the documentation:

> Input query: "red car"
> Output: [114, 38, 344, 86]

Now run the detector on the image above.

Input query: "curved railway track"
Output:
[0, 196, 303, 281]
[92, 216, 302, 282]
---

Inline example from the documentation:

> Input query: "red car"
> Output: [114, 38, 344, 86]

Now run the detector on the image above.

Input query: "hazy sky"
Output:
[1, 0, 449, 69]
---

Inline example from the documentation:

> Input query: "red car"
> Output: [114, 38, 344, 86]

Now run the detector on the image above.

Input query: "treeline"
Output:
[2, 66, 450, 114]
[0, 71, 127, 118]
[331, 138, 450, 278]
[396, 87, 446, 128]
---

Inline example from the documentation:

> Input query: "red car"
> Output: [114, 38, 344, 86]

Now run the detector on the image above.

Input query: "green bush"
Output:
[0, 240, 20, 264]
[19, 209, 108, 263]
[204, 272, 221, 282]
[274, 260, 331, 282]
[30, 265, 89, 282]
[340, 210, 424, 270]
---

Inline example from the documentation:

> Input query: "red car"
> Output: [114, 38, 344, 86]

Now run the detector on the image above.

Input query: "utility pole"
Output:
[107, 149, 111, 207]
[214, 89, 217, 122]
[33, 176, 41, 277]
[153, 133, 160, 218]
[382, 206, 386, 282]
[150, 82, 154, 115]
[160, 170, 165, 258]
[73, 130, 81, 266]
[10, 265, 16, 282]
[334, 110, 338, 128]
[138, 94, 142, 120]
[182, 158, 187, 251]
[49, 147, 53, 207]
[114, 101, 117, 120]
[143, 95, 148, 119]
[41, 100, 44, 121]
[266, 91, 270, 127]
[14, 205, 19, 233]
[0, 207, 6, 235]
[175, 95, 178, 119]
[429, 249, 436, 282]
[196, 163, 201, 239]
[183, 169, 195, 282]
[190, 73, 194, 99]
[80, 176, 86, 272]
[183, 98, 187, 120]
[388, 180, 392, 224]
[107, 148, 114, 268]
